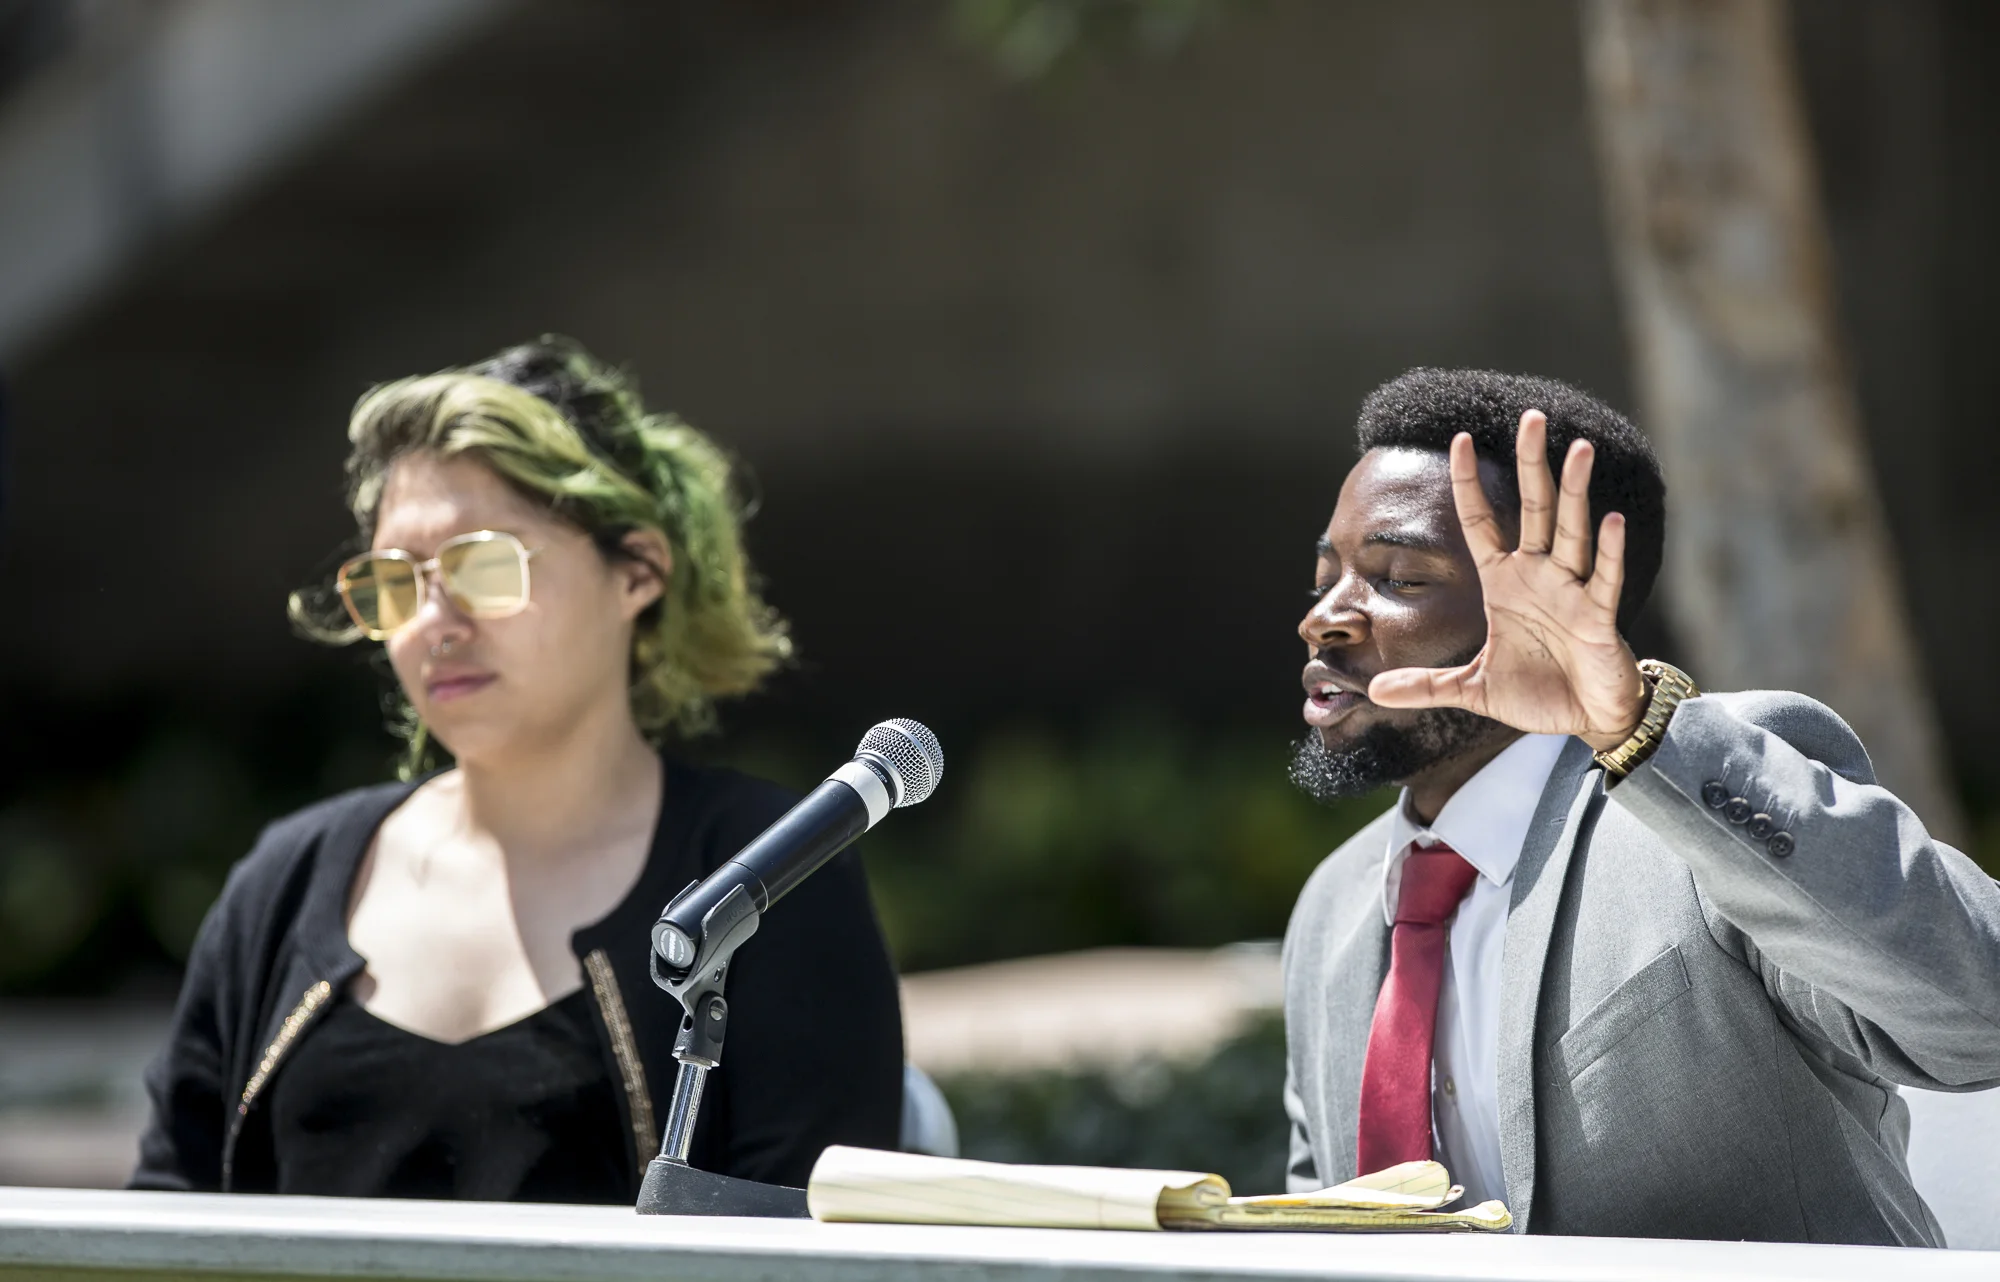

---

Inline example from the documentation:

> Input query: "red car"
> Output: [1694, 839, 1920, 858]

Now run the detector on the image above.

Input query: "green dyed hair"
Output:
[291, 336, 791, 775]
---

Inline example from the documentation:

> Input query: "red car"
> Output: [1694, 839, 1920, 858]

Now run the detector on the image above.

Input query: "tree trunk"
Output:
[1581, 0, 1966, 844]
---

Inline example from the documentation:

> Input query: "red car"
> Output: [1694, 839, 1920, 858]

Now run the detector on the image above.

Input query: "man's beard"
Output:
[1288, 643, 1506, 802]
[1289, 706, 1499, 802]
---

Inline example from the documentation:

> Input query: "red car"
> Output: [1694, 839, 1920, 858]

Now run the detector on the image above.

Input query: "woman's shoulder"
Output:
[171, 779, 413, 995]
[218, 780, 415, 915]
[260, 779, 415, 845]
[666, 759, 799, 820]
[250, 780, 415, 866]
[660, 760, 802, 869]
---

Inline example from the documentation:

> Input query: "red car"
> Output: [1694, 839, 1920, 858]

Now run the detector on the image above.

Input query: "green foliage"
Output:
[949, 0, 1236, 81]
[940, 1011, 1291, 1195]
[856, 716, 1387, 973]
[0, 686, 389, 996]
[0, 732, 256, 990]
[0, 697, 1374, 992]
[10, 696, 1992, 998]
[0, 818, 100, 982]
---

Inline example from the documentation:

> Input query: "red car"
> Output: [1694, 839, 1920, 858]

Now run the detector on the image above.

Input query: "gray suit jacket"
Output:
[1280, 691, 2000, 1245]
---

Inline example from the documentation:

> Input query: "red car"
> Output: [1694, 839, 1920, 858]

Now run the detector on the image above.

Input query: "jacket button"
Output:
[1767, 831, 1795, 858]
[1723, 797, 1753, 824]
[1701, 781, 1730, 809]
[1747, 813, 1774, 840]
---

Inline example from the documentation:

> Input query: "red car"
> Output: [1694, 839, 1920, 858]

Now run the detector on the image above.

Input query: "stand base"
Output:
[635, 1157, 809, 1218]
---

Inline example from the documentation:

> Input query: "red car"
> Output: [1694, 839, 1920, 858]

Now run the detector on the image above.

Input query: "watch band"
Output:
[1594, 659, 1700, 781]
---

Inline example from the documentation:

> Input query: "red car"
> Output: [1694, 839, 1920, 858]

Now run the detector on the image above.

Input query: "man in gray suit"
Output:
[1281, 368, 2000, 1245]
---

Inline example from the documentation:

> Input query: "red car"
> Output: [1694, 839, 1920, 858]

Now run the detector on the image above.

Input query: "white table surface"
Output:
[0, 1186, 1992, 1282]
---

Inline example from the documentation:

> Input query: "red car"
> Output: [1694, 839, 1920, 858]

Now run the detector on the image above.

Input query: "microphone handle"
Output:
[654, 776, 872, 959]
[737, 776, 873, 906]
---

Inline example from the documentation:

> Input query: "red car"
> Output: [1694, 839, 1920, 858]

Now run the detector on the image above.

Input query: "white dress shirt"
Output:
[1379, 732, 1568, 1207]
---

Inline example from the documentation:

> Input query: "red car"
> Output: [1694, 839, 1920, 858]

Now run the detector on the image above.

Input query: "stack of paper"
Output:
[806, 1146, 1511, 1232]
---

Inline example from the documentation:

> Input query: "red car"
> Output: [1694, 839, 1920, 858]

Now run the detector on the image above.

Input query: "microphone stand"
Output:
[634, 882, 809, 1217]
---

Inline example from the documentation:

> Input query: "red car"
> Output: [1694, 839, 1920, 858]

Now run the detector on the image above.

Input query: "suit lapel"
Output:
[1312, 844, 1394, 1185]
[1496, 736, 1601, 1231]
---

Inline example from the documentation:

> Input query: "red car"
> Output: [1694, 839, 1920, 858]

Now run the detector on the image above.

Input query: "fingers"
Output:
[1587, 511, 1627, 617]
[1550, 438, 1596, 577]
[1368, 662, 1481, 712]
[1448, 433, 1508, 565]
[1514, 410, 1554, 554]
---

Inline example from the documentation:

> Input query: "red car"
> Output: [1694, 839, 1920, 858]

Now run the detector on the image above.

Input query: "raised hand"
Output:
[1367, 410, 1650, 752]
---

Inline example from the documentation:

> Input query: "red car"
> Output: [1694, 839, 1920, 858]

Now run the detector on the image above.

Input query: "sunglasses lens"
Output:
[341, 556, 420, 636]
[440, 536, 527, 617]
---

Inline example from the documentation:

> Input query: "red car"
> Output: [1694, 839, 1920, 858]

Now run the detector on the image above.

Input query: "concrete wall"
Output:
[0, 0, 508, 361]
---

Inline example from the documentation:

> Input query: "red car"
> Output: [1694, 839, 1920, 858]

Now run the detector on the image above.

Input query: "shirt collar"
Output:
[1380, 733, 1571, 927]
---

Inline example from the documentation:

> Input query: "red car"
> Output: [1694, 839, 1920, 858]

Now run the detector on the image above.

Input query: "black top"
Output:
[269, 988, 629, 1203]
[130, 759, 903, 1197]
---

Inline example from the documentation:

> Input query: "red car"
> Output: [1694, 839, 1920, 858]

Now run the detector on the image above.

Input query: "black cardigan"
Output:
[130, 759, 905, 1196]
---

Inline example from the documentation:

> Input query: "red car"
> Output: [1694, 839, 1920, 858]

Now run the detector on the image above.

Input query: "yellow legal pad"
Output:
[806, 1146, 1512, 1233]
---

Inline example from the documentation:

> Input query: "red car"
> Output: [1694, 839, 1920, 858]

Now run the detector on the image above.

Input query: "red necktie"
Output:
[1355, 841, 1481, 1176]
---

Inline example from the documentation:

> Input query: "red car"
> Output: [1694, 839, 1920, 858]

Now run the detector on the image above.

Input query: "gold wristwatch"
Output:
[1594, 659, 1700, 781]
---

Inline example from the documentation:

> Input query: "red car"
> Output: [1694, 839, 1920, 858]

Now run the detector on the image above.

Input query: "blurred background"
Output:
[0, 0, 1996, 1225]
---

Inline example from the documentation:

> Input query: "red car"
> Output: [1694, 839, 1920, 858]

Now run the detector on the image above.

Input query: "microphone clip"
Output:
[636, 878, 807, 1218]
[650, 879, 761, 1068]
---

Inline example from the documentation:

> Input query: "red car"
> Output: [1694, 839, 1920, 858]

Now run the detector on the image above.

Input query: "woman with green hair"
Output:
[131, 338, 904, 1202]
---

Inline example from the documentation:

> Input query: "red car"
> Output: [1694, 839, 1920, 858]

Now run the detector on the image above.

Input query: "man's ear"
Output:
[617, 528, 673, 618]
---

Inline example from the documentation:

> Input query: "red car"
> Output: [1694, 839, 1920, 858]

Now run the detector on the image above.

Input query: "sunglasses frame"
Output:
[336, 529, 540, 641]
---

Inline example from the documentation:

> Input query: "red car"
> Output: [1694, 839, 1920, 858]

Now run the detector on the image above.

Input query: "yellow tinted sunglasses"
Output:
[336, 530, 539, 640]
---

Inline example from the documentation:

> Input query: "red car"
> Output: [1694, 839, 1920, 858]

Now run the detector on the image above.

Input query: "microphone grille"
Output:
[856, 719, 943, 808]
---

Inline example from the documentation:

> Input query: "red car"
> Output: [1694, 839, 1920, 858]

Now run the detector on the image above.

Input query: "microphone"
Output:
[650, 719, 943, 975]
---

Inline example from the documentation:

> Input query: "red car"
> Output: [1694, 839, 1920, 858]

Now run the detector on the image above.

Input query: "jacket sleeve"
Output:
[715, 844, 905, 1186]
[1609, 691, 2000, 1090]
[128, 858, 256, 1191]
[1283, 1067, 1320, 1193]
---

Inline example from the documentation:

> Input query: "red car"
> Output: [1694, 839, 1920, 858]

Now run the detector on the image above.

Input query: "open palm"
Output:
[1368, 411, 1650, 752]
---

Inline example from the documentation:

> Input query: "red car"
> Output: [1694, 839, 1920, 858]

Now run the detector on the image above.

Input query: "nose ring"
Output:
[430, 639, 455, 658]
